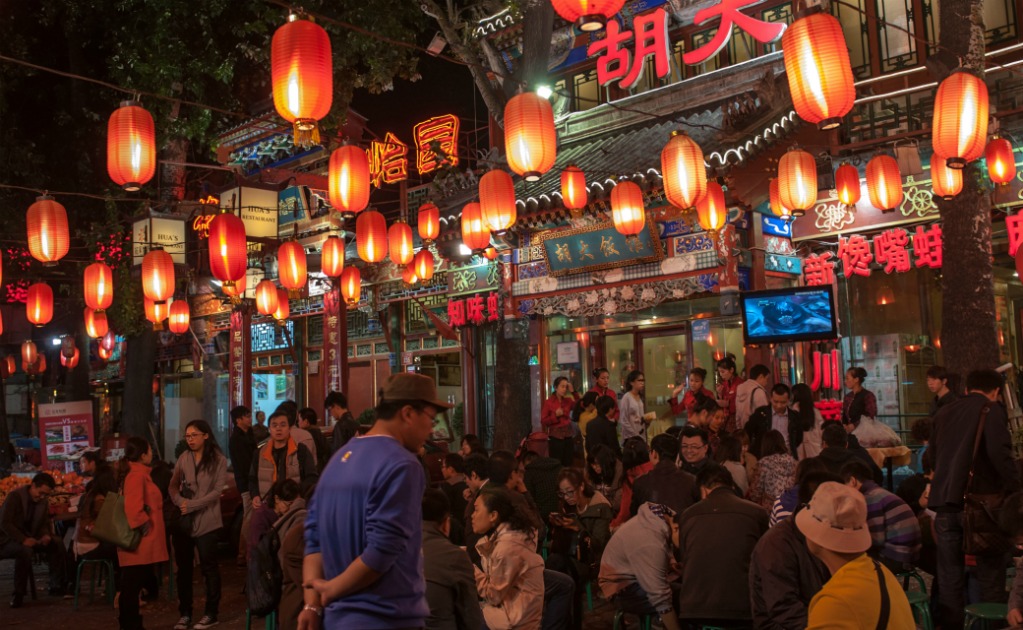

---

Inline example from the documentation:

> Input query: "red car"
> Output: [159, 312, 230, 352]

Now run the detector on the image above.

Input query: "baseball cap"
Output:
[381, 373, 453, 409]
[795, 481, 872, 554]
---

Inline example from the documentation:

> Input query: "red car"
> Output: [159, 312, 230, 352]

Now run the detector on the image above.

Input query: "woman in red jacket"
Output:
[589, 367, 619, 420]
[116, 437, 168, 630]
[542, 376, 576, 466]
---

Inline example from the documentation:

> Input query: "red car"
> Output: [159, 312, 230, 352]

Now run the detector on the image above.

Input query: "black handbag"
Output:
[962, 403, 1012, 556]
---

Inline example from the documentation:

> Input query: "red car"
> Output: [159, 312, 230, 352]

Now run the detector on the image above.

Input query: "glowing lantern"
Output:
[696, 181, 728, 237]
[99, 344, 112, 361]
[550, 0, 625, 31]
[328, 145, 371, 217]
[61, 347, 80, 369]
[866, 154, 903, 212]
[208, 212, 247, 288]
[479, 170, 518, 233]
[768, 179, 792, 218]
[782, 12, 856, 130]
[418, 203, 440, 244]
[1, 356, 14, 378]
[484, 247, 499, 261]
[26, 283, 53, 326]
[321, 235, 345, 277]
[26, 195, 69, 266]
[142, 248, 175, 304]
[0, 311, 4, 337]
[561, 165, 588, 211]
[277, 241, 308, 293]
[389, 221, 414, 266]
[461, 202, 491, 253]
[144, 297, 170, 324]
[28, 354, 46, 375]
[21, 341, 36, 367]
[222, 272, 247, 299]
[778, 148, 818, 217]
[414, 249, 435, 282]
[85, 307, 108, 339]
[356, 210, 388, 263]
[83, 262, 114, 312]
[107, 101, 156, 191]
[834, 163, 861, 207]
[271, 14, 332, 145]
[166, 300, 190, 334]
[273, 288, 290, 322]
[255, 279, 279, 316]
[932, 71, 989, 169]
[340, 266, 361, 306]
[986, 137, 1016, 185]
[101, 330, 116, 352]
[931, 155, 963, 200]
[402, 264, 419, 285]
[660, 131, 707, 210]
[504, 92, 557, 181]
[611, 180, 646, 237]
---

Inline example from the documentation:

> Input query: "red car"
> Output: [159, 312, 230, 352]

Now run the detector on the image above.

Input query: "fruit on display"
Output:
[0, 475, 30, 505]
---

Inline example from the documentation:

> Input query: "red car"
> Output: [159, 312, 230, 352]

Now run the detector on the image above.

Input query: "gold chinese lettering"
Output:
[600, 236, 621, 258]
[578, 240, 595, 260]
[555, 242, 573, 263]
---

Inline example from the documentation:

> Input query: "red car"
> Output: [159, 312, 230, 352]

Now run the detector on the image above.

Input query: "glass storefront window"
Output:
[641, 331, 688, 437]
[604, 333, 635, 395]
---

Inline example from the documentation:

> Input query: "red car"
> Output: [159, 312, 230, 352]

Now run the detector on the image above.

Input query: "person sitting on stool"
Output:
[0, 473, 67, 607]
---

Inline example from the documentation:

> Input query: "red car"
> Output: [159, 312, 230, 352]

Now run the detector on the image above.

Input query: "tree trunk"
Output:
[492, 323, 532, 451]
[512, 0, 555, 97]
[121, 327, 157, 440]
[932, 0, 998, 379]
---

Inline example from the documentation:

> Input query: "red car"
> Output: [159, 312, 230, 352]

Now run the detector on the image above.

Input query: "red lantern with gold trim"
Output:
[144, 297, 169, 324]
[932, 70, 989, 169]
[866, 154, 903, 212]
[418, 203, 440, 244]
[356, 210, 388, 263]
[696, 181, 727, 237]
[414, 249, 435, 282]
[84, 262, 114, 312]
[561, 165, 588, 210]
[142, 248, 175, 304]
[85, 307, 108, 339]
[931, 155, 963, 200]
[834, 163, 861, 207]
[504, 93, 557, 181]
[255, 279, 279, 316]
[273, 288, 290, 322]
[26, 282, 53, 326]
[27, 195, 69, 266]
[986, 137, 1016, 185]
[778, 148, 818, 217]
[271, 14, 332, 145]
[222, 272, 247, 299]
[340, 267, 361, 306]
[321, 235, 345, 277]
[21, 341, 36, 367]
[277, 241, 308, 293]
[61, 347, 80, 369]
[480, 170, 518, 234]
[661, 131, 707, 210]
[328, 145, 370, 217]
[208, 212, 247, 288]
[769, 179, 791, 219]
[107, 101, 156, 191]
[167, 300, 190, 334]
[782, 12, 856, 130]
[388, 221, 414, 266]
[611, 180, 646, 237]
[461, 202, 491, 253]
[551, 0, 625, 31]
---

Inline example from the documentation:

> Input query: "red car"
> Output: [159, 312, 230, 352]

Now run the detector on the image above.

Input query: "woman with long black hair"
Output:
[542, 376, 577, 466]
[169, 420, 229, 630]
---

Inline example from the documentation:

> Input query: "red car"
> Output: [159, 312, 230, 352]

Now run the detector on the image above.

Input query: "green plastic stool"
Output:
[906, 591, 933, 630]
[73, 558, 115, 609]
[585, 581, 593, 611]
[963, 602, 1009, 629]
[612, 610, 653, 630]
[245, 609, 277, 630]
[897, 570, 927, 594]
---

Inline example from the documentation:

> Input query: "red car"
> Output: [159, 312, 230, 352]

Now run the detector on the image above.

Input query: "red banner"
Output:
[322, 286, 348, 401]
[229, 309, 251, 409]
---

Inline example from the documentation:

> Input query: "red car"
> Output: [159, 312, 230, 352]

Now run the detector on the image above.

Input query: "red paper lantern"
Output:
[418, 203, 440, 244]
[84, 262, 114, 312]
[321, 235, 345, 277]
[461, 202, 491, 253]
[222, 272, 247, 298]
[21, 341, 36, 367]
[277, 241, 308, 292]
[484, 247, 499, 261]
[932, 70, 989, 169]
[142, 248, 175, 304]
[61, 347, 80, 369]
[340, 266, 361, 306]
[661, 131, 707, 210]
[271, 14, 333, 145]
[26, 195, 69, 266]
[107, 101, 156, 191]
[504, 93, 557, 181]
[768, 179, 791, 218]
[414, 249, 435, 282]
[328, 145, 371, 217]
[782, 12, 856, 130]
[273, 288, 290, 322]
[255, 279, 279, 316]
[27, 354, 46, 375]
[561, 165, 588, 210]
[85, 307, 108, 339]
[356, 210, 388, 263]
[480, 170, 518, 234]
[168, 300, 191, 332]
[389, 221, 414, 266]
[26, 283, 53, 326]
[866, 154, 903, 212]
[98, 344, 112, 361]
[1, 356, 15, 378]
[778, 148, 818, 217]
[696, 181, 727, 236]
[208, 212, 247, 288]
[931, 155, 963, 200]
[402, 263, 419, 285]
[834, 163, 861, 207]
[611, 180, 646, 237]
[0, 311, 4, 337]
[551, 0, 625, 31]
[986, 137, 1016, 185]
[144, 297, 170, 324]
[101, 330, 116, 352]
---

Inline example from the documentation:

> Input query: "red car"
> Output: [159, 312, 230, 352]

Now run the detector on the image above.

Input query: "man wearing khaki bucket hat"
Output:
[796, 482, 915, 629]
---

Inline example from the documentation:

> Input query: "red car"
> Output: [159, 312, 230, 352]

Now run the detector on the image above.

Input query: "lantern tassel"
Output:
[293, 120, 321, 147]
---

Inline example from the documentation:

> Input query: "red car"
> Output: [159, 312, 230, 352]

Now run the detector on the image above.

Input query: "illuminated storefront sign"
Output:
[447, 292, 501, 327]
[414, 114, 460, 174]
[368, 132, 409, 187]
[803, 224, 943, 284]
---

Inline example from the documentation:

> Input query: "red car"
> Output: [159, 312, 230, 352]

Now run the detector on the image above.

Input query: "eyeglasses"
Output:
[680, 444, 707, 451]
[184, 433, 205, 440]
[556, 490, 575, 498]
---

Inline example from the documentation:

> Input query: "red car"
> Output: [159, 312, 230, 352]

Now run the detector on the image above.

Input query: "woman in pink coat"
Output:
[116, 437, 168, 630]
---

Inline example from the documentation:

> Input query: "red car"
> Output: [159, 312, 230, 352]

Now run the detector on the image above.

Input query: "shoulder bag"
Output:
[871, 560, 890, 630]
[963, 402, 1013, 556]
[166, 453, 196, 538]
[92, 489, 141, 551]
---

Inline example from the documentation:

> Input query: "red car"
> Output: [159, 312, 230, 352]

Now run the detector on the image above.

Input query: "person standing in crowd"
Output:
[0, 472, 65, 607]
[670, 367, 715, 419]
[326, 391, 358, 454]
[250, 411, 317, 509]
[115, 437, 167, 630]
[459, 434, 488, 458]
[169, 420, 229, 630]
[277, 403, 317, 468]
[305, 373, 450, 628]
[610, 437, 653, 530]
[925, 365, 958, 416]
[630, 433, 698, 518]
[252, 410, 269, 444]
[841, 367, 877, 428]
[421, 489, 483, 630]
[589, 367, 618, 420]
[735, 364, 771, 433]
[299, 407, 331, 471]
[229, 405, 256, 567]
[714, 436, 749, 496]
[619, 370, 657, 443]
[749, 430, 797, 510]
[585, 396, 621, 460]
[791, 383, 825, 459]
[541, 377, 576, 467]
[440, 453, 469, 531]
[929, 369, 1020, 627]
[840, 460, 921, 573]
[273, 482, 308, 630]
[572, 391, 599, 441]
[797, 482, 914, 629]
[678, 425, 712, 476]
[716, 357, 743, 432]
[746, 384, 802, 458]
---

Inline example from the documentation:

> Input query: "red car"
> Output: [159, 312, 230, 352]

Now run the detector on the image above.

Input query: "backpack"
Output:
[246, 520, 284, 616]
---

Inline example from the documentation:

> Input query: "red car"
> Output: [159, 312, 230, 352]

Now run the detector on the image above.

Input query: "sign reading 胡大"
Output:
[537, 220, 664, 277]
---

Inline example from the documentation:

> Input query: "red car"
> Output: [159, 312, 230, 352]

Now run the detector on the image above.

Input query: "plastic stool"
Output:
[245, 609, 277, 630]
[897, 570, 927, 594]
[964, 602, 1009, 629]
[612, 610, 653, 630]
[906, 591, 933, 630]
[585, 581, 593, 611]
[73, 558, 115, 610]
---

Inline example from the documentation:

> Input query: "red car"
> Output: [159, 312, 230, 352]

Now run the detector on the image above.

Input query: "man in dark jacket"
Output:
[818, 422, 883, 485]
[630, 434, 698, 519]
[930, 369, 1021, 628]
[421, 489, 483, 630]
[326, 391, 359, 454]
[749, 471, 840, 629]
[229, 405, 257, 566]
[678, 463, 768, 625]
[746, 384, 803, 459]
[298, 407, 332, 471]
[0, 473, 64, 606]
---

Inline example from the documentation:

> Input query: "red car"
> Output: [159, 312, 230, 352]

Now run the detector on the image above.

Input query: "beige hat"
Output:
[795, 481, 872, 554]
[381, 372, 453, 409]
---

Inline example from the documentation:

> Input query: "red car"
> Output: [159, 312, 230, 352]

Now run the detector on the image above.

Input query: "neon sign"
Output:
[414, 114, 460, 174]
[368, 132, 409, 187]
[191, 196, 220, 239]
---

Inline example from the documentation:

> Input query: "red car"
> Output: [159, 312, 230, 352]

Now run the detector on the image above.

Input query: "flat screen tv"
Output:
[739, 285, 838, 345]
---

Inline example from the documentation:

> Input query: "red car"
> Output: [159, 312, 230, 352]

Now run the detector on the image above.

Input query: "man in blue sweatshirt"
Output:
[302, 373, 452, 629]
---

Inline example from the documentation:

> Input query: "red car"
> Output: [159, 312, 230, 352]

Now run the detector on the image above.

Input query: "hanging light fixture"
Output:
[26, 195, 69, 266]
[208, 212, 247, 289]
[277, 240, 308, 295]
[107, 101, 156, 191]
[328, 145, 371, 219]
[144, 297, 170, 326]
[461, 202, 491, 254]
[418, 203, 440, 244]
[271, 13, 332, 145]
[98, 344, 112, 361]
[484, 247, 499, 261]
[340, 266, 361, 306]
[388, 221, 414, 266]
[60, 347, 80, 369]
[611, 180, 646, 238]
[479, 170, 518, 234]
[696, 181, 728, 238]
[273, 288, 290, 323]
[504, 92, 557, 181]
[1, 356, 14, 379]
[141, 248, 175, 304]
[866, 153, 904, 212]
[320, 235, 346, 277]
[768, 179, 792, 219]
[986, 137, 1016, 185]
[414, 249, 435, 282]
[402, 263, 419, 285]
[834, 163, 861, 207]
[550, 0, 625, 31]
[931, 155, 963, 200]
[356, 210, 388, 263]
[255, 279, 279, 316]
[782, 12, 856, 130]
[101, 330, 116, 352]
[27, 354, 46, 375]
[83, 262, 114, 312]
[932, 70, 989, 169]
[21, 341, 36, 367]
[876, 284, 896, 306]
[661, 131, 707, 211]
[26, 282, 53, 326]
[561, 165, 588, 211]
[85, 307, 108, 339]
[777, 148, 818, 217]
[222, 271, 247, 299]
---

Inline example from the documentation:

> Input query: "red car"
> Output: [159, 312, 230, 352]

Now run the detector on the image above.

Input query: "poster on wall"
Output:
[39, 401, 94, 472]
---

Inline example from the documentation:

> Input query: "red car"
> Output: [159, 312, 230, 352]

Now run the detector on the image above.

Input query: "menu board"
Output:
[39, 401, 94, 472]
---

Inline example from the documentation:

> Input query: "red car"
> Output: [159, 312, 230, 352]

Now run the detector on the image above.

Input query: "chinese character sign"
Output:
[873, 228, 911, 274]
[803, 252, 836, 286]
[447, 292, 501, 328]
[809, 226, 944, 283]
[683, 0, 786, 65]
[368, 132, 408, 187]
[414, 114, 459, 175]
[1008, 214, 1023, 256]
[913, 224, 943, 269]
